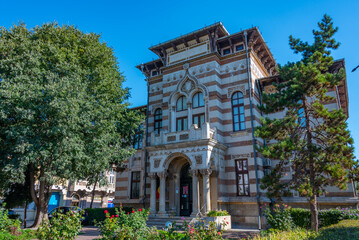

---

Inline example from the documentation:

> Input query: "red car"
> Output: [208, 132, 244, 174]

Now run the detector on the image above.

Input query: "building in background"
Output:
[114, 22, 357, 226]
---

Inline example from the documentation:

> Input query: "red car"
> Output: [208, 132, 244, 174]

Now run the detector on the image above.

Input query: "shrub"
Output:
[289, 208, 311, 229]
[312, 219, 359, 240]
[0, 207, 21, 235]
[85, 206, 133, 225]
[96, 208, 150, 240]
[264, 204, 293, 231]
[207, 210, 229, 217]
[36, 209, 83, 240]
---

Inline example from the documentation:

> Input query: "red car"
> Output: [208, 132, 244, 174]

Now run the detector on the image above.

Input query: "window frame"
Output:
[235, 159, 250, 196]
[192, 113, 205, 128]
[130, 171, 141, 199]
[176, 96, 188, 112]
[176, 116, 188, 131]
[222, 47, 231, 55]
[133, 125, 143, 150]
[154, 108, 162, 134]
[235, 44, 244, 52]
[192, 92, 204, 109]
[231, 91, 245, 132]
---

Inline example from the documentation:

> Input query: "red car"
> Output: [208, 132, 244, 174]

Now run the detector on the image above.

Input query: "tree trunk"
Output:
[303, 99, 319, 232]
[29, 169, 52, 228]
[23, 200, 28, 228]
[310, 195, 319, 232]
[90, 179, 97, 209]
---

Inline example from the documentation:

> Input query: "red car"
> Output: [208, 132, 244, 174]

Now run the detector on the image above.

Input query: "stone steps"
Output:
[147, 216, 194, 229]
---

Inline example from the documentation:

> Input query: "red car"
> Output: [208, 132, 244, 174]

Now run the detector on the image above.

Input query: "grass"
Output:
[252, 220, 359, 240]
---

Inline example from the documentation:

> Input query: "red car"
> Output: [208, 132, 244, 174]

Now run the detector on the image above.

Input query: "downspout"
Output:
[244, 31, 262, 230]
[142, 65, 150, 209]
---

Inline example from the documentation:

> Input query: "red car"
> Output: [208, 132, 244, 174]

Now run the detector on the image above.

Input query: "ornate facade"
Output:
[114, 22, 357, 226]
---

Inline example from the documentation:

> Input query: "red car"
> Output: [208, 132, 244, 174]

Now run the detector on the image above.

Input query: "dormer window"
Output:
[152, 70, 158, 77]
[222, 48, 231, 55]
[235, 44, 244, 52]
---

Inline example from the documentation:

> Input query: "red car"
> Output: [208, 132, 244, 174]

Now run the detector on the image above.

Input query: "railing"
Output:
[150, 122, 216, 146]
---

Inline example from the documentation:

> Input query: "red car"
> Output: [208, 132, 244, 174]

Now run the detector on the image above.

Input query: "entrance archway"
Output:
[180, 163, 192, 216]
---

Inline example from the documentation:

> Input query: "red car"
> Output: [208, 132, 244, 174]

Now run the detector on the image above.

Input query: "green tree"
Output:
[255, 15, 355, 231]
[0, 23, 143, 227]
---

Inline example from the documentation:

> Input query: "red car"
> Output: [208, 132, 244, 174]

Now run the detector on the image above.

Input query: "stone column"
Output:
[200, 169, 212, 213]
[171, 106, 176, 132]
[149, 173, 157, 215]
[187, 103, 192, 128]
[157, 172, 168, 217]
[190, 169, 200, 217]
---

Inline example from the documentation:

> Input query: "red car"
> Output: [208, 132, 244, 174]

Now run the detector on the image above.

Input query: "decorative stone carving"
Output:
[200, 169, 212, 176]
[183, 63, 190, 70]
[227, 85, 246, 97]
[195, 155, 203, 165]
[154, 158, 161, 168]
[190, 169, 199, 177]
[181, 79, 195, 93]
[149, 173, 157, 180]
[179, 134, 189, 140]
[231, 153, 250, 159]
[157, 172, 168, 179]
[151, 103, 162, 114]
[264, 85, 277, 94]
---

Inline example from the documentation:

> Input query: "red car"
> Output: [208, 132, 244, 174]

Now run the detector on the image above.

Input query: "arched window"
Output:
[154, 108, 162, 134]
[176, 96, 188, 111]
[192, 92, 204, 108]
[231, 92, 245, 131]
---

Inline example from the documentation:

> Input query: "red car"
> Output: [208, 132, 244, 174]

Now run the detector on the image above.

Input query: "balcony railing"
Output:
[150, 122, 217, 146]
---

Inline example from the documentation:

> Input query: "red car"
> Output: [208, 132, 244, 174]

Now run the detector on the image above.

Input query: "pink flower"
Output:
[132, 210, 135, 213]
[190, 229, 194, 234]
[116, 214, 119, 217]
[226, 221, 229, 224]
[285, 205, 288, 207]
[264, 203, 267, 206]
[139, 208, 142, 212]
[111, 215, 114, 218]
[181, 217, 185, 220]
[127, 212, 129, 214]
[224, 218, 226, 220]
[218, 232, 221, 235]
[104, 210, 108, 214]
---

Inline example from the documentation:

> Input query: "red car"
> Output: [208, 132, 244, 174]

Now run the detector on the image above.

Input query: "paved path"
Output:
[76, 226, 101, 240]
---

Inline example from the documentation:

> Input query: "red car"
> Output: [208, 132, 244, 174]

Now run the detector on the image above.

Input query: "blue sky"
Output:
[1, 0, 359, 154]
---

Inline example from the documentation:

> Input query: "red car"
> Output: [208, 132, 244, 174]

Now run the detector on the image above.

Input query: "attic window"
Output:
[222, 48, 231, 55]
[152, 70, 158, 76]
[236, 44, 244, 51]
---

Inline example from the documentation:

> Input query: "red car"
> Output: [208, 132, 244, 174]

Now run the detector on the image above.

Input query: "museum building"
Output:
[114, 22, 357, 226]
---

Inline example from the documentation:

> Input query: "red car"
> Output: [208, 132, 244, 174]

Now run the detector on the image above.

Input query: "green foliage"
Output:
[0, 207, 21, 233]
[36, 209, 83, 240]
[255, 15, 355, 231]
[289, 208, 311, 229]
[96, 208, 150, 240]
[85, 207, 133, 225]
[289, 207, 359, 229]
[255, 228, 315, 240]
[0, 22, 143, 225]
[207, 210, 229, 217]
[264, 204, 293, 230]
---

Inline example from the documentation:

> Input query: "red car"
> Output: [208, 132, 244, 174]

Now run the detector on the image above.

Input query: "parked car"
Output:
[48, 206, 88, 224]
[7, 209, 21, 220]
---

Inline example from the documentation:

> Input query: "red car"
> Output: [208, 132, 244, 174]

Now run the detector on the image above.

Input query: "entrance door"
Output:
[180, 163, 192, 216]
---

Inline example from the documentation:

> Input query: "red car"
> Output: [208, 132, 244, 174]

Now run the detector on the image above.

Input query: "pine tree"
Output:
[255, 15, 355, 231]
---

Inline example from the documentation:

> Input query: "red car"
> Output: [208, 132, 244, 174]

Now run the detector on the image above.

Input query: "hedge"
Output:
[289, 207, 359, 229]
[85, 207, 134, 225]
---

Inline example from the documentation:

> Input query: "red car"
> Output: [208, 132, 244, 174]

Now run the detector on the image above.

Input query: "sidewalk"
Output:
[76, 226, 101, 240]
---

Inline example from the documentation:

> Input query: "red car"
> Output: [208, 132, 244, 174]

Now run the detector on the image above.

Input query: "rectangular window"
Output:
[193, 113, 205, 128]
[152, 70, 158, 76]
[130, 171, 141, 199]
[109, 170, 115, 184]
[223, 48, 231, 55]
[236, 44, 244, 51]
[235, 159, 250, 196]
[133, 125, 143, 149]
[176, 117, 188, 131]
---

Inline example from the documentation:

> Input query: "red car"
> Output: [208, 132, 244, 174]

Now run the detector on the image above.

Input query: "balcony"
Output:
[150, 122, 217, 146]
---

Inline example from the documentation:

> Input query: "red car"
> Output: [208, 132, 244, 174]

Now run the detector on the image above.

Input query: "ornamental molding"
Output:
[157, 172, 168, 179]
[195, 155, 203, 165]
[153, 158, 162, 168]
[231, 153, 250, 159]
[151, 103, 163, 114]
[227, 85, 246, 98]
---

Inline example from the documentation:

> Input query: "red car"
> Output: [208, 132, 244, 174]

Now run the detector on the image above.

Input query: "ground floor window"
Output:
[131, 171, 141, 199]
[235, 159, 249, 196]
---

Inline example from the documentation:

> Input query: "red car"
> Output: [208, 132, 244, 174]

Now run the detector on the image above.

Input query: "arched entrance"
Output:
[180, 163, 192, 216]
